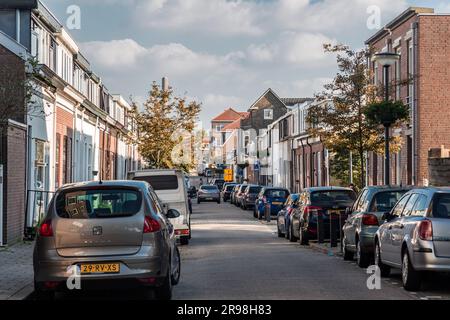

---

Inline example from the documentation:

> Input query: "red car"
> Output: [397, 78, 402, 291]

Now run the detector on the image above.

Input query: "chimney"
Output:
[162, 77, 169, 91]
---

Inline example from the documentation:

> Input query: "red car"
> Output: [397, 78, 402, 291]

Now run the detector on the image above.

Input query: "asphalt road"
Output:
[173, 202, 450, 300]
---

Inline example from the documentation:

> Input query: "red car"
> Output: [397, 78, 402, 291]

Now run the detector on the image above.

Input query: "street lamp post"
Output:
[372, 52, 400, 186]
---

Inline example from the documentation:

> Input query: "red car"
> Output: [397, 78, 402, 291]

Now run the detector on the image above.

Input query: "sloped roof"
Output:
[212, 108, 244, 122]
[249, 88, 285, 110]
[222, 118, 242, 131]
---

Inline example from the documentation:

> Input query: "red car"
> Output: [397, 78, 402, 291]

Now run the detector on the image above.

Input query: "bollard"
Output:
[265, 203, 271, 222]
[317, 210, 324, 244]
[330, 211, 338, 248]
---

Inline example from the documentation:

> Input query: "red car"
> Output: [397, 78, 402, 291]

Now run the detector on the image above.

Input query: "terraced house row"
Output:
[0, 0, 142, 245]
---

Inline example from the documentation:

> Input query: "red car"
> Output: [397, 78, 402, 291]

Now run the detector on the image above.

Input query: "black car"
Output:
[213, 179, 225, 190]
[222, 183, 237, 202]
[291, 187, 357, 244]
[240, 185, 263, 210]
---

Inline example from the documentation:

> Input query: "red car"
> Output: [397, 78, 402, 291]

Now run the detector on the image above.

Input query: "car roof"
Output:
[364, 185, 414, 191]
[305, 186, 354, 192]
[263, 187, 289, 191]
[406, 186, 450, 194]
[59, 180, 149, 191]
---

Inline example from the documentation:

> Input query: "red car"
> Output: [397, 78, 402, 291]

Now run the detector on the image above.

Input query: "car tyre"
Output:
[289, 224, 298, 243]
[356, 239, 370, 268]
[277, 222, 284, 238]
[155, 268, 173, 300]
[171, 247, 181, 286]
[402, 251, 422, 291]
[342, 236, 354, 261]
[375, 241, 391, 277]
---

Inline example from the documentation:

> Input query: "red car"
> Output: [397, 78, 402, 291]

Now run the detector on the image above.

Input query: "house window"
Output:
[49, 38, 56, 71]
[62, 136, 72, 184]
[395, 47, 402, 100]
[264, 109, 273, 120]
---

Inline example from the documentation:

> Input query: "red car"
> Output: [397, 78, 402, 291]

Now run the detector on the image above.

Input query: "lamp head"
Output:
[372, 52, 400, 67]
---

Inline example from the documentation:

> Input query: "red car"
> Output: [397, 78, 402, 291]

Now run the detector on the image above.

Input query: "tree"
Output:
[306, 44, 404, 188]
[129, 82, 201, 170]
[0, 57, 49, 125]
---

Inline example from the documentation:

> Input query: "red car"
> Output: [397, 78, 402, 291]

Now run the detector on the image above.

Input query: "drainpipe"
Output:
[93, 115, 99, 181]
[300, 139, 306, 189]
[72, 104, 79, 183]
[412, 21, 419, 186]
[306, 137, 313, 187]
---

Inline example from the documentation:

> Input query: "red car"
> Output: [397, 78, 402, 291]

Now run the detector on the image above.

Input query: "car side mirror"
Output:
[166, 209, 181, 219]
[382, 212, 393, 222]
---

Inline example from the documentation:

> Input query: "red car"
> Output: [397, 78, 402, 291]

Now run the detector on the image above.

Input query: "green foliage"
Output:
[364, 100, 409, 127]
[128, 82, 201, 170]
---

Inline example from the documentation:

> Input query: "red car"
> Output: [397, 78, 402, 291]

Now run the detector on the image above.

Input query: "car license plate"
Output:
[272, 202, 283, 205]
[206, 198, 213, 200]
[80, 263, 120, 274]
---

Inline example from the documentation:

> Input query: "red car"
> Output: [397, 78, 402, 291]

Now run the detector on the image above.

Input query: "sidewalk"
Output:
[308, 241, 343, 257]
[0, 241, 35, 300]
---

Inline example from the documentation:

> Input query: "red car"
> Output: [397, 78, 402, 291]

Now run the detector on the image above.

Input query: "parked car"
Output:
[212, 179, 225, 190]
[222, 183, 237, 202]
[235, 184, 249, 207]
[33, 180, 181, 300]
[230, 184, 241, 205]
[375, 187, 450, 291]
[240, 185, 263, 210]
[342, 186, 412, 267]
[254, 187, 290, 219]
[276, 194, 300, 240]
[129, 169, 191, 245]
[291, 187, 357, 245]
[197, 185, 221, 204]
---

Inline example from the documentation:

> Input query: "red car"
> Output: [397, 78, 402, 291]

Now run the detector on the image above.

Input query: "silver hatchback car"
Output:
[33, 180, 181, 300]
[375, 187, 450, 291]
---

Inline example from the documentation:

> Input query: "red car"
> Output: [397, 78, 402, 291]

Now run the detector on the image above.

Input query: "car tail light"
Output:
[417, 220, 433, 241]
[144, 216, 161, 233]
[175, 229, 190, 236]
[304, 206, 322, 215]
[39, 219, 53, 237]
[138, 277, 157, 284]
[44, 281, 59, 289]
[362, 214, 379, 226]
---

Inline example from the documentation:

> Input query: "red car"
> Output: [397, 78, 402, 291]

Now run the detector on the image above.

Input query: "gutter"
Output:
[412, 21, 419, 185]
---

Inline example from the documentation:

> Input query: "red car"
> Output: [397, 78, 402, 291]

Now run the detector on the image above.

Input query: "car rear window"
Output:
[370, 191, 407, 212]
[134, 175, 178, 190]
[201, 186, 219, 191]
[432, 193, 450, 219]
[249, 186, 262, 193]
[310, 191, 356, 206]
[225, 185, 236, 191]
[239, 185, 248, 192]
[55, 188, 142, 219]
[265, 189, 289, 198]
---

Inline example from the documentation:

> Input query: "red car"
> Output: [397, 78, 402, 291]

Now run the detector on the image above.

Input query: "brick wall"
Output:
[55, 106, 74, 187]
[417, 15, 450, 185]
[2, 123, 27, 245]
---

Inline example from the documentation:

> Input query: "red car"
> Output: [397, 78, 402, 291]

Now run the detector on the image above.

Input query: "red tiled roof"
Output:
[222, 118, 242, 131]
[212, 108, 244, 122]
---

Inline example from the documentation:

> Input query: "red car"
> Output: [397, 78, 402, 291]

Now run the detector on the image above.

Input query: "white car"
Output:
[129, 169, 191, 245]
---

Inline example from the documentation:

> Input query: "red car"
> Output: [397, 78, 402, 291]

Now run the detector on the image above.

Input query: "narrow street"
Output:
[174, 203, 420, 300]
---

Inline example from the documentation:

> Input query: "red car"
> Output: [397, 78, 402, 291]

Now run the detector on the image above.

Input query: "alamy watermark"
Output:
[66, 5, 81, 30]
[366, 265, 381, 290]
[367, 5, 382, 30]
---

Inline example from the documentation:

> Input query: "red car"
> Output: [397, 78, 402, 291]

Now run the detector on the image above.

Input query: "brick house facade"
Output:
[366, 7, 450, 186]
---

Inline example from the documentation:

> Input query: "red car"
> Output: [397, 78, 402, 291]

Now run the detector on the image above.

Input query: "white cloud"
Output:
[246, 44, 276, 63]
[80, 39, 146, 67]
[134, 0, 264, 36]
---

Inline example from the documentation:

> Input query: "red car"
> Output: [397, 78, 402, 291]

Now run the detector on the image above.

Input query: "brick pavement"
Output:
[0, 241, 34, 300]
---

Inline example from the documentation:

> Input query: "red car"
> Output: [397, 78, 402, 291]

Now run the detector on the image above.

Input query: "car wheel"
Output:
[277, 222, 284, 238]
[356, 239, 370, 268]
[402, 250, 422, 291]
[299, 228, 309, 246]
[171, 247, 181, 286]
[375, 241, 391, 277]
[180, 237, 189, 245]
[289, 224, 298, 242]
[342, 236, 354, 261]
[155, 267, 173, 300]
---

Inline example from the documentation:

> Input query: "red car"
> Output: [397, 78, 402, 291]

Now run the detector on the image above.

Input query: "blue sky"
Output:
[42, 0, 449, 124]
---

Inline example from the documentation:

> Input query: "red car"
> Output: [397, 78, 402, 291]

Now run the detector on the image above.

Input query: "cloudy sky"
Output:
[43, 0, 449, 124]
